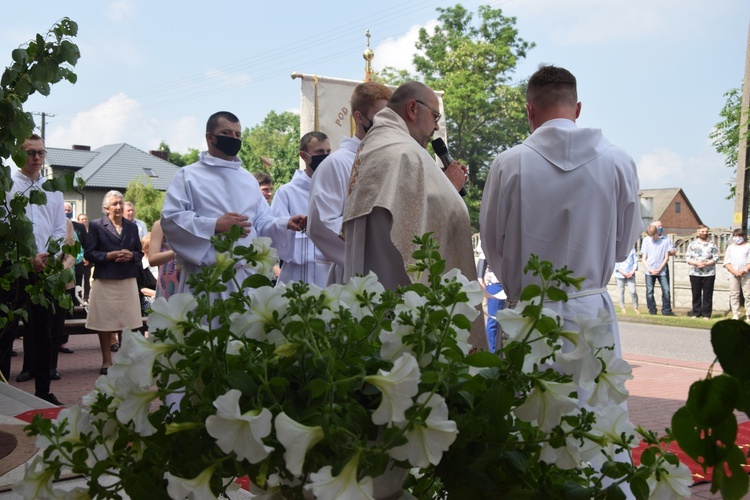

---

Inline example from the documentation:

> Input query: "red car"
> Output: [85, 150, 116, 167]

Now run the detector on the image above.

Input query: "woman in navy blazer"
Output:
[84, 190, 144, 374]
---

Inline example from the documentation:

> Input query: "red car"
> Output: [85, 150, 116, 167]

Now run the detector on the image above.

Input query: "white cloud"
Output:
[637, 148, 685, 185]
[106, 1, 137, 22]
[372, 20, 438, 73]
[46, 93, 203, 154]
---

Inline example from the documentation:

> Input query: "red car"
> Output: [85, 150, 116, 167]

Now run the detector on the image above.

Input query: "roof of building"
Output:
[639, 187, 702, 224]
[46, 143, 180, 190]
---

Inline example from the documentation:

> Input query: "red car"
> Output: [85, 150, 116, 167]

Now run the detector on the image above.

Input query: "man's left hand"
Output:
[288, 215, 307, 232]
[444, 160, 468, 192]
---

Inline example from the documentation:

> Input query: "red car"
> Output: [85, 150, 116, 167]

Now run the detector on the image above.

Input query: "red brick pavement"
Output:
[5, 336, 748, 498]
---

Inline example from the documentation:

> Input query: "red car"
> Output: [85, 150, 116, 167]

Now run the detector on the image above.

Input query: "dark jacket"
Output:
[84, 217, 143, 280]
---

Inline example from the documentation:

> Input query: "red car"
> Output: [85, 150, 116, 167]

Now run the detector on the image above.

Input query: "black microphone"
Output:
[432, 138, 467, 197]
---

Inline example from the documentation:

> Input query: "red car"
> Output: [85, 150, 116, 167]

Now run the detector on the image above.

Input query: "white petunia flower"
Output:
[116, 328, 176, 388]
[14, 456, 55, 499]
[495, 305, 535, 342]
[164, 466, 217, 500]
[513, 379, 578, 432]
[327, 272, 384, 320]
[441, 268, 484, 307]
[305, 454, 374, 500]
[646, 460, 693, 499]
[539, 421, 582, 469]
[586, 354, 632, 408]
[388, 394, 457, 468]
[380, 323, 415, 362]
[116, 387, 159, 436]
[230, 286, 288, 342]
[365, 353, 421, 425]
[275, 412, 324, 477]
[246, 236, 278, 279]
[583, 406, 639, 466]
[147, 293, 198, 339]
[556, 330, 602, 391]
[36, 405, 93, 457]
[205, 389, 273, 463]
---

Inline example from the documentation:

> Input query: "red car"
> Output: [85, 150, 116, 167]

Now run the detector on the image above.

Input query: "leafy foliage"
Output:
[709, 87, 747, 200]
[672, 319, 750, 499]
[123, 177, 165, 231]
[376, 4, 533, 230]
[0, 19, 80, 329]
[157, 141, 199, 167]
[239, 110, 300, 186]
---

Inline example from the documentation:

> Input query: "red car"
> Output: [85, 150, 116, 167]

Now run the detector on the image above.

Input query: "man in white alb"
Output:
[270, 132, 332, 288]
[480, 64, 642, 360]
[307, 82, 392, 285]
[161, 111, 306, 299]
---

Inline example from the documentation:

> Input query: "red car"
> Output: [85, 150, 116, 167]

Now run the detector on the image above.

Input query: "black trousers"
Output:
[689, 275, 715, 318]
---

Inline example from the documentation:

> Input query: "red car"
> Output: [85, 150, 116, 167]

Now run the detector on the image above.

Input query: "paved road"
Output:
[618, 320, 716, 364]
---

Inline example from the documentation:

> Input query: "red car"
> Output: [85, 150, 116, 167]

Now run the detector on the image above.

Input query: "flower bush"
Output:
[20, 230, 694, 499]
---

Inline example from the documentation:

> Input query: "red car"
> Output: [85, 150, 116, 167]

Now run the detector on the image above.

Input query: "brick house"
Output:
[639, 188, 704, 236]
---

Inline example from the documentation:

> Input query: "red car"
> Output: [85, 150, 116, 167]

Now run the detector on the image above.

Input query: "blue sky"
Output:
[2, 0, 748, 228]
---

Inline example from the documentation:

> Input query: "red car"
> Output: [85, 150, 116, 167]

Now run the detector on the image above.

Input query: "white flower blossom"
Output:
[327, 272, 384, 319]
[539, 422, 582, 469]
[513, 379, 578, 432]
[147, 293, 198, 339]
[583, 406, 639, 466]
[15, 456, 55, 499]
[246, 236, 278, 278]
[441, 268, 484, 307]
[556, 330, 602, 391]
[388, 394, 457, 468]
[115, 328, 176, 387]
[365, 353, 421, 425]
[205, 389, 273, 463]
[587, 353, 632, 407]
[164, 466, 217, 500]
[380, 323, 415, 362]
[36, 405, 93, 459]
[116, 387, 159, 436]
[230, 286, 288, 342]
[647, 461, 693, 499]
[305, 455, 374, 500]
[275, 412, 324, 477]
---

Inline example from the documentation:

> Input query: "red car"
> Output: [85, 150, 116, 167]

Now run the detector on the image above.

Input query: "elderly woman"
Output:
[84, 191, 144, 374]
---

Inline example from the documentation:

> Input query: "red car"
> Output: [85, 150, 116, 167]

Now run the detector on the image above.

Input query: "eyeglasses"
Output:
[415, 100, 441, 124]
[25, 149, 47, 157]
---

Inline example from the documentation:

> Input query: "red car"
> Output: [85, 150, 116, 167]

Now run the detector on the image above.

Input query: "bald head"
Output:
[387, 81, 440, 148]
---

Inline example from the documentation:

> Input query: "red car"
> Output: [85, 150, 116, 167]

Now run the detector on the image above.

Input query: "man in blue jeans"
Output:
[641, 221, 676, 316]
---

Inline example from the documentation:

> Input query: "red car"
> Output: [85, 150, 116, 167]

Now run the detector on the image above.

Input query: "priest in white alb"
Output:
[480, 65, 642, 363]
[161, 111, 306, 299]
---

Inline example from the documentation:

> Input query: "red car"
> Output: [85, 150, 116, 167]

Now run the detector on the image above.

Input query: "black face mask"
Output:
[362, 116, 374, 134]
[309, 153, 329, 172]
[211, 134, 242, 157]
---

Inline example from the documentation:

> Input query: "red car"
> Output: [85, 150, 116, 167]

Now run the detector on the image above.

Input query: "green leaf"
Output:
[711, 320, 750, 382]
[639, 446, 657, 466]
[717, 445, 749, 500]
[629, 476, 650, 500]
[28, 189, 47, 205]
[11, 48, 27, 64]
[519, 284, 541, 302]
[546, 286, 568, 302]
[464, 350, 503, 368]
[686, 376, 738, 427]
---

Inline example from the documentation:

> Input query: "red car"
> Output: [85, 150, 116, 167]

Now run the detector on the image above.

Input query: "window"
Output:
[143, 168, 158, 178]
[675, 202, 681, 213]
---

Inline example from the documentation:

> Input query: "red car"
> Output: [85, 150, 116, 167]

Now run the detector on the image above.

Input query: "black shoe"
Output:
[649, 311, 657, 315]
[663, 312, 676, 316]
[110, 343, 120, 352]
[16, 371, 33, 382]
[37, 393, 64, 406]
[100, 366, 108, 375]
[11, 349, 17, 357]
[50, 369, 61, 380]
[59, 347, 74, 354]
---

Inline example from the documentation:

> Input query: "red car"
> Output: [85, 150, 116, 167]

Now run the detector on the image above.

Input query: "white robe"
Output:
[307, 135, 361, 285]
[480, 118, 642, 358]
[161, 152, 294, 298]
[271, 169, 331, 288]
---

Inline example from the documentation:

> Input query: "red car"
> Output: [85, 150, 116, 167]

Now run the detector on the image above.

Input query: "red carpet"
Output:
[632, 420, 750, 484]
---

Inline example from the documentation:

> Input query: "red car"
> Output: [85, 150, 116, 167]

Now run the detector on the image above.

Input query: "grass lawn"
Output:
[615, 308, 739, 330]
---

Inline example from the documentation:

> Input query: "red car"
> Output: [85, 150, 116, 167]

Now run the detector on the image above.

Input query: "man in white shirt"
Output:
[161, 111, 306, 299]
[270, 132, 332, 288]
[480, 65, 642, 363]
[307, 82, 392, 285]
[124, 201, 148, 239]
[1, 135, 67, 405]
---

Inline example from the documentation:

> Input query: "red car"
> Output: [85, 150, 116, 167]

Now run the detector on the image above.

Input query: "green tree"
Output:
[710, 87, 748, 200]
[239, 110, 300, 186]
[377, 4, 533, 230]
[123, 178, 165, 231]
[0, 19, 80, 328]
[157, 140, 199, 167]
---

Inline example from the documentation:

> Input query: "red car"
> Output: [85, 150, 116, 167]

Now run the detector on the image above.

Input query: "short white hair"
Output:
[102, 190, 124, 214]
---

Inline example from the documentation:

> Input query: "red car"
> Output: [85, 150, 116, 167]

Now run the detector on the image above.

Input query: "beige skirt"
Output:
[86, 278, 143, 332]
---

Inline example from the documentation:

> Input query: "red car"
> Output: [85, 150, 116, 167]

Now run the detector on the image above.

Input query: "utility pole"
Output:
[733, 23, 750, 230]
[31, 111, 55, 141]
